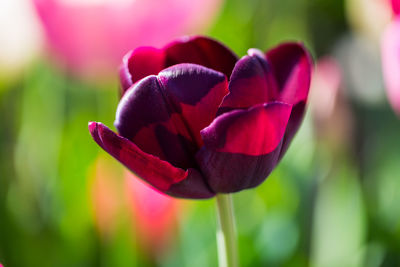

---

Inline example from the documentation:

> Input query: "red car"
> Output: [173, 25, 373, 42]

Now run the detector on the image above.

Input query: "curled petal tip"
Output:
[247, 48, 265, 58]
[88, 121, 97, 131]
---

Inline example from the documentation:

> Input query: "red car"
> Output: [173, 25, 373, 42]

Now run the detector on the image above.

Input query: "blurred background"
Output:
[0, 0, 400, 266]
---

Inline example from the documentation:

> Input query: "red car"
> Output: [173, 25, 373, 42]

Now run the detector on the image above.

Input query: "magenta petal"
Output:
[392, 0, 400, 15]
[278, 102, 306, 160]
[89, 122, 187, 192]
[158, 63, 229, 147]
[89, 122, 214, 198]
[266, 43, 313, 159]
[119, 47, 165, 95]
[115, 64, 229, 169]
[197, 102, 292, 193]
[119, 36, 237, 96]
[381, 18, 400, 116]
[218, 49, 279, 115]
[164, 36, 238, 78]
[266, 42, 313, 105]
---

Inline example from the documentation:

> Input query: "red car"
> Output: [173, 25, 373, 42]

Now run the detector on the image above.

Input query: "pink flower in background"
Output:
[310, 57, 342, 121]
[392, 0, 400, 15]
[382, 0, 400, 116]
[32, 0, 223, 80]
[125, 171, 180, 254]
[381, 18, 400, 116]
[90, 156, 180, 254]
[310, 56, 353, 148]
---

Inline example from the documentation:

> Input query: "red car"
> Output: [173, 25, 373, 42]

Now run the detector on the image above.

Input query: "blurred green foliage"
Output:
[1, 0, 400, 266]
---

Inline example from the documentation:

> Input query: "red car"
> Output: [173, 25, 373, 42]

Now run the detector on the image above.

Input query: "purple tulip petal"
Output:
[164, 36, 238, 78]
[89, 122, 187, 192]
[115, 75, 198, 169]
[119, 36, 238, 95]
[266, 42, 312, 105]
[166, 168, 215, 199]
[218, 49, 279, 115]
[158, 63, 228, 147]
[197, 102, 292, 193]
[278, 102, 306, 159]
[119, 47, 166, 95]
[115, 64, 228, 169]
[266, 43, 313, 159]
[90, 122, 214, 198]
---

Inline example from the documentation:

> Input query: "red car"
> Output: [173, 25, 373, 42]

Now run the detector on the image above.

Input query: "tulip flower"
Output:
[381, 18, 400, 116]
[32, 0, 223, 79]
[89, 36, 312, 199]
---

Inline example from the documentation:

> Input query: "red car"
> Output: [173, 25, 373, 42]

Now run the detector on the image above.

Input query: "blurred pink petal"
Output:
[32, 0, 223, 80]
[310, 56, 354, 148]
[381, 18, 400, 116]
[392, 0, 400, 15]
[90, 156, 182, 255]
[310, 57, 342, 121]
[124, 171, 181, 254]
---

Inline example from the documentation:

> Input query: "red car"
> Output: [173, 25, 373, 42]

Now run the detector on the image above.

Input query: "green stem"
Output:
[215, 194, 239, 267]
